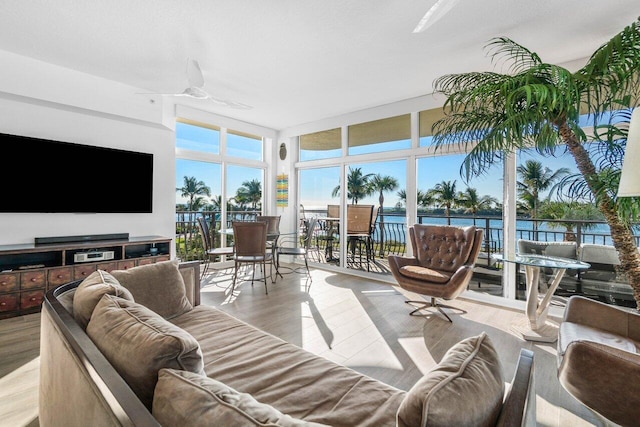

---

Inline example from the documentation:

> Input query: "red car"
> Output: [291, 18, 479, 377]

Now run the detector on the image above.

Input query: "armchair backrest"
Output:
[409, 224, 483, 273]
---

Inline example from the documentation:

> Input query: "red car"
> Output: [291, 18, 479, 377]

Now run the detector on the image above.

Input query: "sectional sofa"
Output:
[516, 240, 634, 305]
[39, 259, 535, 426]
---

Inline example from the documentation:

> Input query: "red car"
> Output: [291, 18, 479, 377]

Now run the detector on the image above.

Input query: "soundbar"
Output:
[35, 233, 129, 245]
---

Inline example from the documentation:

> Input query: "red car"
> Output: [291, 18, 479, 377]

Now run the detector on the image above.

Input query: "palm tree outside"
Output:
[517, 160, 569, 237]
[331, 167, 374, 204]
[176, 176, 211, 227]
[431, 18, 640, 308]
[235, 179, 262, 211]
[429, 180, 459, 224]
[459, 187, 498, 217]
[369, 174, 399, 256]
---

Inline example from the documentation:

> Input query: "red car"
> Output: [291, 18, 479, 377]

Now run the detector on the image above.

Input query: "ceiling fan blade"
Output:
[187, 58, 205, 88]
[413, 0, 461, 33]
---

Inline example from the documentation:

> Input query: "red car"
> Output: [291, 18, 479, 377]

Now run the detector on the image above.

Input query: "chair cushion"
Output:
[86, 294, 205, 409]
[399, 265, 451, 283]
[72, 269, 134, 329]
[559, 321, 639, 357]
[153, 369, 328, 427]
[396, 332, 505, 427]
[111, 259, 192, 319]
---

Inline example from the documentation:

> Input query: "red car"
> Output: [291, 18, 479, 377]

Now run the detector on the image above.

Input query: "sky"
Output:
[175, 116, 609, 210]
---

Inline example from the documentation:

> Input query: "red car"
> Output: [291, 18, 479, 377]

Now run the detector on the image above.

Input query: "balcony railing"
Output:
[175, 209, 640, 267]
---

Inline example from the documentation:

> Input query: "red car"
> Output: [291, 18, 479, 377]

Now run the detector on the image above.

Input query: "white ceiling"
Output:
[1, 0, 638, 131]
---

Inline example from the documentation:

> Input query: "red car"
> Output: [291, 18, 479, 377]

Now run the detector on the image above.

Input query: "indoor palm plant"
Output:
[431, 18, 640, 308]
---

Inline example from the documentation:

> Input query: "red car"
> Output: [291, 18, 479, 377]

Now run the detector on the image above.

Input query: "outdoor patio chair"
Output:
[346, 204, 374, 270]
[316, 205, 340, 261]
[388, 224, 483, 322]
[517, 239, 579, 294]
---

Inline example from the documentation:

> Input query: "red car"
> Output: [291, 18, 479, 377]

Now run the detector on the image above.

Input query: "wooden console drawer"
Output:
[96, 261, 118, 272]
[156, 256, 170, 262]
[74, 264, 97, 280]
[0, 273, 18, 292]
[118, 260, 136, 270]
[48, 267, 73, 287]
[21, 290, 44, 310]
[21, 271, 46, 290]
[136, 258, 154, 266]
[0, 293, 19, 312]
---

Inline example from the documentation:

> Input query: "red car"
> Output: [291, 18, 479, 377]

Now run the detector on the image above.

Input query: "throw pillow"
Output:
[397, 332, 505, 427]
[111, 259, 192, 319]
[153, 369, 328, 427]
[86, 294, 205, 409]
[72, 269, 134, 329]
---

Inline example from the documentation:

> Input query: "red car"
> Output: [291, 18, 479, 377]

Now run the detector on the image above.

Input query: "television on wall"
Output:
[0, 132, 154, 213]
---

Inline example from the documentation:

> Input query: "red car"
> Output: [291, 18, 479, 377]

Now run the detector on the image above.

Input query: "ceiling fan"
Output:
[138, 59, 252, 110]
[413, 0, 461, 33]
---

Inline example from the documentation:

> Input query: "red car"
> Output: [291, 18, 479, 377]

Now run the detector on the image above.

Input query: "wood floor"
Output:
[0, 263, 617, 427]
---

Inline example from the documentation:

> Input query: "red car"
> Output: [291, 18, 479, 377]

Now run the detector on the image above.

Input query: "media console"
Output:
[0, 235, 171, 319]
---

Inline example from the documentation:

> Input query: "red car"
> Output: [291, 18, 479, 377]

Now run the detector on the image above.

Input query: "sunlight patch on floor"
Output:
[300, 288, 405, 371]
[397, 337, 436, 375]
[0, 356, 39, 427]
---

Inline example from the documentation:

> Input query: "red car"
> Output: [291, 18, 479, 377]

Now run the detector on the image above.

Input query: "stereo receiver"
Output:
[74, 250, 115, 263]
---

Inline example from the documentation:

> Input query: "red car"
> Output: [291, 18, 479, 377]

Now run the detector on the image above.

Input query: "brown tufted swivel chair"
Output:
[388, 224, 483, 322]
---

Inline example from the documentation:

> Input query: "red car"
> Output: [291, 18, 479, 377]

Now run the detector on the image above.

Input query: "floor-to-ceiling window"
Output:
[175, 118, 268, 261]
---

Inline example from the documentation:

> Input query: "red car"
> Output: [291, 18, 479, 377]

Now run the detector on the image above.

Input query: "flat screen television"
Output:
[0, 132, 153, 213]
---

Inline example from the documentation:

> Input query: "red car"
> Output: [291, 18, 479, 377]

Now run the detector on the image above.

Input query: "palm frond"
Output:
[485, 37, 542, 74]
[579, 17, 640, 117]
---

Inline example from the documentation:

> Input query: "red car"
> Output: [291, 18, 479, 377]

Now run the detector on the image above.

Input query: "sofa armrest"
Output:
[178, 261, 201, 307]
[558, 339, 640, 427]
[496, 349, 535, 427]
[563, 296, 636, 337]
[388, 255, 418, 270]
[40, 283, 160, 427]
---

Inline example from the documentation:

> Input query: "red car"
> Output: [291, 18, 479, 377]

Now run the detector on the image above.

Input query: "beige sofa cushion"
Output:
[397, 332, 504, 427]
[72, 270, 134, 329]
[172, 305, 405, 427]
[111, 259, 192, 319]
[86, 294, 205, 409]
[153, 369, 328, 427]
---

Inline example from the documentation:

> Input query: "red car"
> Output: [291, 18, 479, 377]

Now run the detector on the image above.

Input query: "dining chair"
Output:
[196, 216, 234, 279]
[256, 215, 281, 276]
[256, 215, 280, 248]
[231, 221, 273, 294]
[276, 217, 319, 285]
[346, 204, 374, 270]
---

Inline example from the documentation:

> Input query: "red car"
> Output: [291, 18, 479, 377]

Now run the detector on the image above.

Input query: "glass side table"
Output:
[492, 253, 590, 343]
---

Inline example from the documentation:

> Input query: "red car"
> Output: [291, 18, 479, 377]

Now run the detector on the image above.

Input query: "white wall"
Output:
[0, 51, 176, 249]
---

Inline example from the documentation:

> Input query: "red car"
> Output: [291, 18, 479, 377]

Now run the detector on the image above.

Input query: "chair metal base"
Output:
[231, 258, 272, 295]
[405, 297, 467, 322]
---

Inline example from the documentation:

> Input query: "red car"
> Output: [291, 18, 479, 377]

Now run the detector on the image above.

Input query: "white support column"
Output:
[502, 151, 517, 299]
